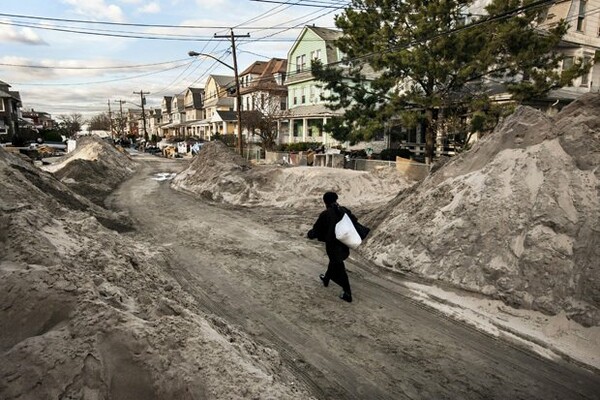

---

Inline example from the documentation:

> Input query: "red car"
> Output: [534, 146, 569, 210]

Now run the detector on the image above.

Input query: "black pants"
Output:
[324, 260, 351, 295]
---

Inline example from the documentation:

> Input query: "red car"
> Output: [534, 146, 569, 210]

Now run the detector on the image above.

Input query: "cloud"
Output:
[139, 2, 161, 14]
[0, 23, 48, 45]
[194, 0, 226, 9]
[63, 0, 126, 22]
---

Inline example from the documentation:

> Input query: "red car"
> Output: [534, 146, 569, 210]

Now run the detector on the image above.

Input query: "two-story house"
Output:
[169, 95, 186, 138]
[239, 58, 288, 143]
[538, 0, 600, 109]
[284, 26, 345, 146]
[147, 108, 162, 140]
[183, 87, 205, 138]
[21, 109, 54, 131]
[159, 96, 173, 137]
[0, 80, 22, 142]
[202, 74, 236, 140]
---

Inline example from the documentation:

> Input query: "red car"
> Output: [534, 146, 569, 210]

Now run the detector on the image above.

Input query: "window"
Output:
[577, 0, 586, 31]
[261, 94, 265, 108]
[246, 97, 250, 111]
[296, 54, 306, 72]
[581, 56, 592, 86]
[315, 49, 321, 60]
[0, 100, 4, 112]
[301, 87, 306, 104]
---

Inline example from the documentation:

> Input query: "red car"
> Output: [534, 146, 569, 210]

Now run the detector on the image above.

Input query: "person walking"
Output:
[307, 191, 357, 303]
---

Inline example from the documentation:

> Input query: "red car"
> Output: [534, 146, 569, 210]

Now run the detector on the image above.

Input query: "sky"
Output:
[0, 0, 342, 119]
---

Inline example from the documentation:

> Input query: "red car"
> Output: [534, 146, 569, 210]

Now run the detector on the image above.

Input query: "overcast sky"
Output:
[0, 0, 341, 118]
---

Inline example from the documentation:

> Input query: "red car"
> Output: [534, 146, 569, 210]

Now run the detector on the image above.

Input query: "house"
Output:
[537, 0, 600, 111]
[0, 80, 22, 142]
[283, 26, 346, 146]
[202, 74, 236, 140]
[146, 109, 163, 140]
[159, 96, 173, 137]
[183, 87, 205, 138]
[239, 58, 288, 144]
[169, 95, 186, 138]
[21, 109, 54, 130]
[125, 108, 142, 137]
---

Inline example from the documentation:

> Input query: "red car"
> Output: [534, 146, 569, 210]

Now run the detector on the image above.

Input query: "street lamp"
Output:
[188, 51, 243, 156]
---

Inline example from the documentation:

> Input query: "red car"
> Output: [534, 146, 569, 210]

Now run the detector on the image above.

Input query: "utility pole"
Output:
[133, 90, 150, 142]
[107, 100, 113, 139]
[214, 29, 250, 156]
[114, 100, 126, 138]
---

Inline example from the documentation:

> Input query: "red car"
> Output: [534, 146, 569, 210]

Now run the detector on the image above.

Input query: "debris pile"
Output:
[362, 94, 600, 326]
[172, 141, 409, 209]
[0, 147, 313, 399]
[42, 136, 136, 205]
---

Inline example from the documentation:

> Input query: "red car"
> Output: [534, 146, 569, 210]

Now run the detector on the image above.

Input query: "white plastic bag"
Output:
[335, 213, 362, 249]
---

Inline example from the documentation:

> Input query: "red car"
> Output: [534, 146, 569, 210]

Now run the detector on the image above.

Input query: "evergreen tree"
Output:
[312, 0, 589, 162]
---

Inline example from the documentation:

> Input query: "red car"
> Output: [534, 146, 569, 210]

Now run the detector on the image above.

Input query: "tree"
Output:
[88, 112, 111, 131]
[312, 0, 590, 163]
[241, 92, 284, 151]
[57, 113, 85, 137]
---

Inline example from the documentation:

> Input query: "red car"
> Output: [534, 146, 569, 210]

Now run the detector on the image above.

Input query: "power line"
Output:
[0, 58, 191, 70]
[12, 60, 194, 86]
[0, 20, 328, 42]
[249, 0, 349, 8]
[0, 12, 323, 30]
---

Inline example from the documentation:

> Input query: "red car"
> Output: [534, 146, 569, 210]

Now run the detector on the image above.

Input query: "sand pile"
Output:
[0, 147, 313, 399]
[42, 136, 136, 205]
[362, 94, 600, 326]
[172, 141, 409, 208]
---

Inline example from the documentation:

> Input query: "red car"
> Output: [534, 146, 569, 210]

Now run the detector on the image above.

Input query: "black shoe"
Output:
[319, 274, 329, 287]
[339, 292, 352, 303]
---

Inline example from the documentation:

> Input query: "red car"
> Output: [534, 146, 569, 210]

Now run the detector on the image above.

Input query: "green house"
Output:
[284, 26, 345, 146]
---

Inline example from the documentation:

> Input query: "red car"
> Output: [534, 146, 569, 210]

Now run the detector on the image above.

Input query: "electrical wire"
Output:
[0, 12, 323, 30]
[0, 58, 191, 70]
[12, 60, 194, 86]
[0, 19, 327, 42]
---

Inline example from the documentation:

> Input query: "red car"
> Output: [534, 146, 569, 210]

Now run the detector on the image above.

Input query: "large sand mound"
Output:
[0, 147, 313, 399]
[362, 94, 600, 326]
[43, 136, 136, 205]
[172, 141, 409, 208]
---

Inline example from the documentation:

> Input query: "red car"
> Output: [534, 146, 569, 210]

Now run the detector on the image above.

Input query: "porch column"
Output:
[223, 121, 228, 135]
[288, 119, 293, 144]
[302, 118, 308, 142]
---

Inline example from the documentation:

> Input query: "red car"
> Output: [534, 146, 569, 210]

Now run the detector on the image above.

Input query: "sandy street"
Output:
[110, 153, 600, 400]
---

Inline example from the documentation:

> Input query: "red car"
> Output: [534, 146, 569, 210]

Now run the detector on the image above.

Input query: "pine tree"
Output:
[312, 0, 589, 163]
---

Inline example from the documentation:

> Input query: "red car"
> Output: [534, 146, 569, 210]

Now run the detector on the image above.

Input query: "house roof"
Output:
[284, 104, 343, 118]
[240, 61, 268, 77]
[214, 110, 237, 122]
[176, 94, 185, 112]
[241, 58, 288, 94]
[211, 74, 235, 87]
[186, 87, 204, 107]
[308, 26, 342, 42]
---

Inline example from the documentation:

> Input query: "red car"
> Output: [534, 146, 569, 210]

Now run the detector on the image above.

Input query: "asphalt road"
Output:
[111, 155, 600, 400]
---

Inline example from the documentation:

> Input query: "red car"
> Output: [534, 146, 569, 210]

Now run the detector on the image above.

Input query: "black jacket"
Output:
[308, 204, 358, 263]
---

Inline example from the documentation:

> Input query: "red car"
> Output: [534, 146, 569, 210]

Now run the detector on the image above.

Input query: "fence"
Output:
[264, 151, 430, 181]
